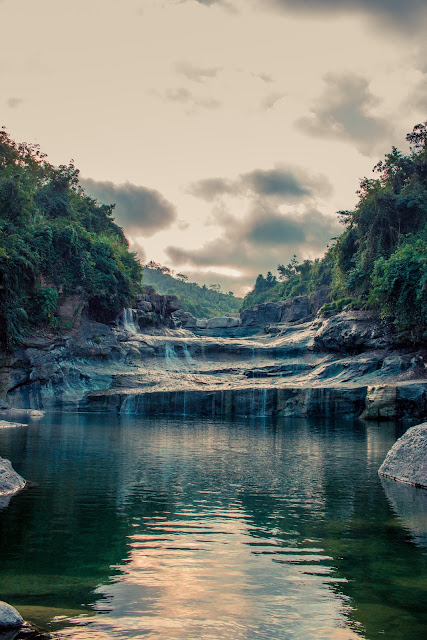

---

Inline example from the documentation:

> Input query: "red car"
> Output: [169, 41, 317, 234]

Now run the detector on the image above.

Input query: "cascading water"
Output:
[122, 308, 139, 334]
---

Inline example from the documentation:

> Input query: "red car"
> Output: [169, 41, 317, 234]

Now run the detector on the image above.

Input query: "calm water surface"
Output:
[0, 414, 426, 640]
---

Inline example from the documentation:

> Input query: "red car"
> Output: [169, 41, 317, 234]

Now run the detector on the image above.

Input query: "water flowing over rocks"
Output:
[379, 423, 427, 489]
[0, 298, 426, 420]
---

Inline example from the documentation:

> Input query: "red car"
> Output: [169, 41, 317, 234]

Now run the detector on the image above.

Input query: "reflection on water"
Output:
[0, 415, 426, 639]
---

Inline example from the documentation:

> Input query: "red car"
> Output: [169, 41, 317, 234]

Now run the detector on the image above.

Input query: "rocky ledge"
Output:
[379, 423, 427, 489]
[0, 293, 426, 420]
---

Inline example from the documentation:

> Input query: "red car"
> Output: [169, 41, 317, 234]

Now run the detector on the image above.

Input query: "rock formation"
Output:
[0, 601, 24, 630]
[0, 457, 26, 508]
[379, 423, 427, 489]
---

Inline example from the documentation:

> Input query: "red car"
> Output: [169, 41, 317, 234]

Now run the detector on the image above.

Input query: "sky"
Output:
[1, 0, 427, 296]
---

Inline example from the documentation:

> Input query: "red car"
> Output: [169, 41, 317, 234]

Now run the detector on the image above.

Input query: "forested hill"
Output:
[242, 122, 427, 343]
[0, 129, 142, 349]
[142, 263, 242, 318]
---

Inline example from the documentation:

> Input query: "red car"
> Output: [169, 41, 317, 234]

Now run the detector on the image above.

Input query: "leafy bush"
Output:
[0, 128, 142, 348]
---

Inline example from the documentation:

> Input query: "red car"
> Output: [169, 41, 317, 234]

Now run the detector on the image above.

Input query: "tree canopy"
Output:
[0, 128, 142, 348]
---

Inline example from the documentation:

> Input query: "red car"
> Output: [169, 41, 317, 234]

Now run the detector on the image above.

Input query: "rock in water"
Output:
[0, 457, 26, 497]
[0, 601, 24, 629]
[379, 423, 427, 489]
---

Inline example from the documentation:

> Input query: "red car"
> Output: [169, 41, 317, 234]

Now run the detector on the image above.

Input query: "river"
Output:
[0, 414, 426, 639]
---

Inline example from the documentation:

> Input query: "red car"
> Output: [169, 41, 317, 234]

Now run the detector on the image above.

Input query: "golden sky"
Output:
[2, 0, 426, 294]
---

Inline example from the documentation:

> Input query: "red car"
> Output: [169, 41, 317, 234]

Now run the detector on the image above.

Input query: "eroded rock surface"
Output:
[379, 423, 427, 488]
[0, 601, 24, 630]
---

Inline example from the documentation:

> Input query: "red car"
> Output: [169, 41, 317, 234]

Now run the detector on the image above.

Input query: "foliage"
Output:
[0, 128, 142, 348]
[242, 122, 427, 342]
[142, 262, 242, 318]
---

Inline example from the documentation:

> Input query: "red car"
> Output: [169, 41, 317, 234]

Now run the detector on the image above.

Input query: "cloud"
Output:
[166, 204, 340, 277]
[80, 178, 176, 236]
[163, 87, 221, 110]
[195, 0, 427, 27]
[7, 97, 23, 108]
[187, 177, 238, 201]
[296, 73, 394, 156]
[188, 165, 332, 202]
[260, 92, 285, 111]
[175, 61, 219, 83]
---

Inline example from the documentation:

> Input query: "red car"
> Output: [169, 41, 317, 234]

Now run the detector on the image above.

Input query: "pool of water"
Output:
[0, 414, 426, 639]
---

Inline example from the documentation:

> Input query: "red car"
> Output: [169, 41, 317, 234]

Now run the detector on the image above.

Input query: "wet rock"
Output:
[206, 317, 240, 329]
[0, 602, 24, 630]
[361, 383, 427, 420]
[0, 457, 26, 503]
[0, 420, 26, 428]
[379, 423, 427, 489]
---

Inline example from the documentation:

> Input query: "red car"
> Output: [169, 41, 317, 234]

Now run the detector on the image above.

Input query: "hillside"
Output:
[142, 263, 242, 319]
[242, 122, 427, 343]
[0, 129, 142, 349]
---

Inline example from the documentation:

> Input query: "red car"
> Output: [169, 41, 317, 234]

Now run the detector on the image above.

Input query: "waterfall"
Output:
[122, 308, 139, 334]
[260, 388, 267, 416]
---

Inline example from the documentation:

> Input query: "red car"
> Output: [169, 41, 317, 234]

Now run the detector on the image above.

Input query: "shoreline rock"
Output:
[0, 457, 26, 506]
[0, 601, 24, 630]
[379, 423, 427, 489]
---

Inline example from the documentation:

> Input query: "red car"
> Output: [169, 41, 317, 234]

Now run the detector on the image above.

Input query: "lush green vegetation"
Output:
[0, 129, 142, 348]
[242, 123, 427, 342]
[142, 262, 242, 319]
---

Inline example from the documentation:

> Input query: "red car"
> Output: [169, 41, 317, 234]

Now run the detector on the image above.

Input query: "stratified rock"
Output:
[0, 457, 26, 498]
[379, 423, 427, 489]
[314, 310, 391, 354]
[206, 317, 240, 329]
[0, 601, 24, 629]
[361, 383, 427, 421]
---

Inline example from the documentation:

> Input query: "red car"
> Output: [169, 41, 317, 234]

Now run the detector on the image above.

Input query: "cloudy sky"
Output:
[2, 0, 427, 295]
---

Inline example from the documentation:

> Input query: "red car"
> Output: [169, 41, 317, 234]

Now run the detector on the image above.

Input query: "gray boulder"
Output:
[206, 316, 240, 329]
[0, 457, 26, 499]
[0, 601, 24, 629]
[172, 310, 198, 329]
[314, 310, 391, 354]
[379, 423, 427, 488]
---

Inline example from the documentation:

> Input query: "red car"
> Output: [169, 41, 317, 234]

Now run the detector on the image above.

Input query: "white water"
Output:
[122, 308, 139, 334]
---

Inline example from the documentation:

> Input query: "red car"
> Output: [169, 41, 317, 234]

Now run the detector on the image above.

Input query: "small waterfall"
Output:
[122, 308, 139, 334]
[260, 388, 267, 416]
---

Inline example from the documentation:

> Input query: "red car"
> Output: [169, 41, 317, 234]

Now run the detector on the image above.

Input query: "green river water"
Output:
[0, 414, 426, 639]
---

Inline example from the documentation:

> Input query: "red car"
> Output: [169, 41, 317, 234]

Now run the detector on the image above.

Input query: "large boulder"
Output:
[172, 310, 198, 329]
[0, 601, 24, 629]
[379, 423, 427, 489]
[0, 457, 26, 498]
[314, 310, 391, 354]
[206, 316, 240, 329]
